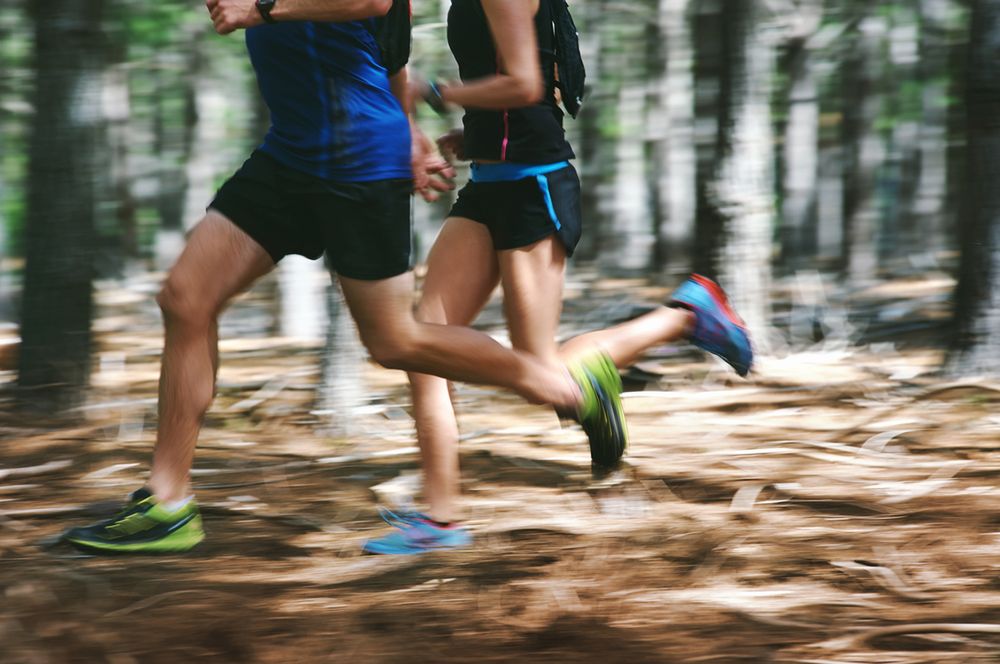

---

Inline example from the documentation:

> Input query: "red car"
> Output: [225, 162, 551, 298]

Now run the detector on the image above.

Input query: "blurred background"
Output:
[1, 0, 997, 411]
[2, 2, 1000, 662]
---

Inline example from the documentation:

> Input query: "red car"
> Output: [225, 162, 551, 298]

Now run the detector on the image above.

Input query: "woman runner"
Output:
[363, 0, 752, 554]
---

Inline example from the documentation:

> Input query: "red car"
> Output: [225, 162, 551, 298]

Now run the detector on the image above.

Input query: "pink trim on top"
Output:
[497, 52, 509, 161]
[501, 111, 509, 161]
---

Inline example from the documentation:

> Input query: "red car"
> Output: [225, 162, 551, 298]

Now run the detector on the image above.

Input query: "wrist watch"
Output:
[425, 80, 449, 116]
[255, 0, 277, 23]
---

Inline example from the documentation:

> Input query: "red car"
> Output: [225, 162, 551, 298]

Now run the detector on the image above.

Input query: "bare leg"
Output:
[149, 212, 274, 502]
[498, 235, 566, 363]
[338, 272, 579, 409]
[409, 219, 499, 522]
[558, 306, 694, 367]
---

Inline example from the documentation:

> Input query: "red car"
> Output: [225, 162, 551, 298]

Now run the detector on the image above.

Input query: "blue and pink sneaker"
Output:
[362, 507, 471, 555]
[669, 274, 753, 377]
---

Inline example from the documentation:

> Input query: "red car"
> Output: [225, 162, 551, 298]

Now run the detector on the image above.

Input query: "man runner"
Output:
[64, 0, 624, 553]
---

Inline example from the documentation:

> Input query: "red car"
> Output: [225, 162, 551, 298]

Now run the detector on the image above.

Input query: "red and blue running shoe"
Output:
[362, 507, 471, 555]
[669, 274, 753, 377]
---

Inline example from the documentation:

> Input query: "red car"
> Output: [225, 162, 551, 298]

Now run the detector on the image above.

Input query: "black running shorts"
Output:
[447, 163, 583, 256]
[209, 150, 413, 280]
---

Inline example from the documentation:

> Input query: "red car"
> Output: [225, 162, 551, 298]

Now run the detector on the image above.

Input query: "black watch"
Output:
[255, 0, 277, 24]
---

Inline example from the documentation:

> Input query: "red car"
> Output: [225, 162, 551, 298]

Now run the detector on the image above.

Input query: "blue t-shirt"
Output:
[246, 21, 411, 182]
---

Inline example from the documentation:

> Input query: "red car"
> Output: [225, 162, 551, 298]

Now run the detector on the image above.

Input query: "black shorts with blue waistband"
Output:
[447, 161, 583, 257]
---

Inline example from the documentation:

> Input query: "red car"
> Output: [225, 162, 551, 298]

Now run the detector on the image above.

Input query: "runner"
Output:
[64, 0, 625, 554]
[362, 0, 752, 554]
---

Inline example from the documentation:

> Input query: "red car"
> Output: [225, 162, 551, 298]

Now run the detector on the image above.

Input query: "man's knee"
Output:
[157, 275, 214, 328]
[363, 333, 419, 371]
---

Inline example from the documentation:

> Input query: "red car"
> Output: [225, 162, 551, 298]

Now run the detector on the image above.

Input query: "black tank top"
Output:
[447, 0, 575, 164]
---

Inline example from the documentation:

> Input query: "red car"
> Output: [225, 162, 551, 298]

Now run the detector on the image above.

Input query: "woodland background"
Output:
[1, 1, 999, 662]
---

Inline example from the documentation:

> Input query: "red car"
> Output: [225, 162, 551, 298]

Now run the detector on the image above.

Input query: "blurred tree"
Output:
[840, 7, 884, 283]
[777, 1, 824, 268]
[691, 0, 726, 278]
[946, 0, 1000, 375]
[694, 0, 776, 348]
[18, 0, 106, 411]
[572, 0, 612, 262]
[648, 0, 695, 273]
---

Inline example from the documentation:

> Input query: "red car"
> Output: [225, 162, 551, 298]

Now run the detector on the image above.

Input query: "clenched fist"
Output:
[205, 0, 264, 35]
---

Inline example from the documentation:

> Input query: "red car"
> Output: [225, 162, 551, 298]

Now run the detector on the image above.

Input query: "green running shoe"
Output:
[569, 351, 628, 467]
[64, 488, 204, 554]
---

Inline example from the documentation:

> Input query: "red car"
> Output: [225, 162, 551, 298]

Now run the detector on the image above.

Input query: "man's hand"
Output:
[436, 128, 466, 162]
[412, 124, 456, 202]
[206, 0, 263, 35]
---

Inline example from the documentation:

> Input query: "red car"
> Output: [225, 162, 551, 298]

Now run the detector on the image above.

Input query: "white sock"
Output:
[161, 495, 194, 513]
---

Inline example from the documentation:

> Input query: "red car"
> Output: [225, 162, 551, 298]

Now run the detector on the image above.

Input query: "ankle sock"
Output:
[161, 495, 194, 513]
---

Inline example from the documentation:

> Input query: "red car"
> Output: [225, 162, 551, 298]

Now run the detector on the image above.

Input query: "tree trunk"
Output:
[278, 256, 327, 341]
[317, 281, 366, 438]
[691, 0, 726, 278]
[779, 38, 820, 267]
[944, 2, 970, 248]
[573, 0, 610, 263]
[180, 31, 228, 233]
[153, 47, 200, 269]
[880, 11, 922, 266]
[911, 0, 952, 259]
[102, 62, 138, 264]
[945, 0, 1000, 376]
[694, 0, 775, 350]
[18, 0, 105, 412]
[648, 0, 695, 274]
[840, 13, 885, 284]
[714, 0, 776, 350]
[601, 82, 653, 275]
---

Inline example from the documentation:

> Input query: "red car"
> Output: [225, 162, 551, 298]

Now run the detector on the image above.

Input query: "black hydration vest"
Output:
[447, 0, 577, 164]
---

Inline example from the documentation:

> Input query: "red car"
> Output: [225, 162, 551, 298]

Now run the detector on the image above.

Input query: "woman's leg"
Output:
[498, 234, 567, 367]
[557, 306, 694, 368]
[409, 218, 500, 523]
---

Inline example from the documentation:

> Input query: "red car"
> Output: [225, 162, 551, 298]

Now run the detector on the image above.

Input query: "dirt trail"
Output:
[1, 272, 997, 663]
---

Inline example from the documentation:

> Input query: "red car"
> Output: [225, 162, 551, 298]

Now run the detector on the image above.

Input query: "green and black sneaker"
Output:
[64, 487, 204, 554]
[569, 351, 629, 467]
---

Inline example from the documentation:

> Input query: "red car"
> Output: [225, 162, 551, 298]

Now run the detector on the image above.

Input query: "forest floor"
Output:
[0, 268, 998, 663]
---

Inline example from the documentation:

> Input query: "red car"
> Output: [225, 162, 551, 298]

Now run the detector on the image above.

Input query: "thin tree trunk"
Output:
[713, 0, 776, 351]
[691, 0, 726, 278]
[880, 11, 922, 266]
[18, 0, 105, 412]
[103, 62, 138, 262]
[944, 2, 969, 246]
[945, 0, 1000, 375]
[817, 87, 844, 267]
[278, 257, 327, 341]
[318, 281, 365, 439]
[601, 82, 652, 275]
[180, 31, 228, 233]
[154, 39, 201, 269]
[840, 13, 885, 284]
[911, 0, 954, 258]
[649, 0, 695, 274]
[573, 0, 610, 263]
[780, 38, 820, 267]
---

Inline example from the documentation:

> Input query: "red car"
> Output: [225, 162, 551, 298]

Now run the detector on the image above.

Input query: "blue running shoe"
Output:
[362, 507, 471, 555]
[669, 274, 753, 377]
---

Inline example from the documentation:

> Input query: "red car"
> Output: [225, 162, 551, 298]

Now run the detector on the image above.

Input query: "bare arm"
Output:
[206, 0, 392, 35]
[391, 68, 456, 201]
[389, 67, 413, 115]
[437, 0, 543, 109]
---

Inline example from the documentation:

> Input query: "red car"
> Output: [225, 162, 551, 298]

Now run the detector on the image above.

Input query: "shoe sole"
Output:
[65, 519, 205, 554]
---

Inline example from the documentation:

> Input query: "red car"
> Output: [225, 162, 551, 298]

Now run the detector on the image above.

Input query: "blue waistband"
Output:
[469, 161, 570, 183]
